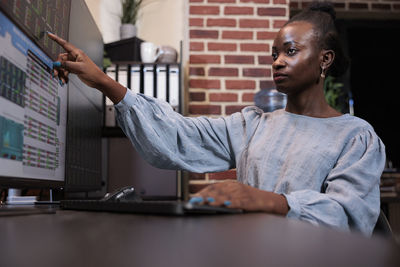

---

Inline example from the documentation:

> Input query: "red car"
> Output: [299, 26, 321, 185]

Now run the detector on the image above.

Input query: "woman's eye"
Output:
[271, 52, 278, 61]
[287, 48, 297, 56]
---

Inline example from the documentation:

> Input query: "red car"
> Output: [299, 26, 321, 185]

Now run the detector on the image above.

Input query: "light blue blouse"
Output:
[115, 90, 386, 236]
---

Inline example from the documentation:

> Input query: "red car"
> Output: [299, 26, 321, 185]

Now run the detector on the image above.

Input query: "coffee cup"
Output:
[140, 42, 160, 63]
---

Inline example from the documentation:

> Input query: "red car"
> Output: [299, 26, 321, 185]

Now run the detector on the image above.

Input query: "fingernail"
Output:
[206, 197, 215, 203]
[46, 31, 54, 35]
[53, 61, 61, 67]
[189, 197, 203, 204]
[224, 200, 231, 206]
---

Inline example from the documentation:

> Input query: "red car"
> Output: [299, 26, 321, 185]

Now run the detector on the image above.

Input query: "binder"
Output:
[105, 65, 117, 127]
[130, 64, 141, 93]
[118, 65, 128, 88]
[106, 64, 117, 80]
[169, 65, 179, 108]
[143, 65, 154, 97]
[156, 65, 167, 102]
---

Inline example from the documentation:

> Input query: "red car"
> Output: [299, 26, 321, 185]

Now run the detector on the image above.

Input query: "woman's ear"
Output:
[320, 49, 335, 70]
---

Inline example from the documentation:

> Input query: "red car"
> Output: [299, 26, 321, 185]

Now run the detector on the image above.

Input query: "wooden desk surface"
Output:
[0, 209, 399, 267]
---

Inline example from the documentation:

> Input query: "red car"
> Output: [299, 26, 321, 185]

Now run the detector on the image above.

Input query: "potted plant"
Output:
[120, 0, 143, 39]
[324, 75, 347, 113]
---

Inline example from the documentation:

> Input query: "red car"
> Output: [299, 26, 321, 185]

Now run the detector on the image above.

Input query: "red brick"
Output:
[226, 105, 249, 115]
[289, 1, 299, 9]
[189, 172, 206, 180]
[241, 0, 269, 3]
[190, 5, 220, 15]
[333, 2, 345, 9]
[189, 92, 206, 101]
[209, 92, 238, 102]
[189, 105, 221, 115]
[273, 20, 287, 29]
[224, 6, 254, 15]
[189, 18, 204, 27]
[371, 3, 391, 10]
[226, 80, 256, 89]
[190, 54, 220, 64]
[209, 0, 235, 3]
[260, 80, 275, 89]
[240, 43, 270, 52]
[190, 29, 219, 39]
[189, 79, 220, 89]
[189, 67, 205, 76]
[225, 55, 254, 64]
[190, 42, 204, 51]
[243, 68, 271, 77]
[209, 67, 238, 77]
[222, 30, 253, 39]
[258, 55, 273, 65]
[273, 0, 286, 4]
[257, 31, 278, 40]
[208, 169, 237, 180]
[207, 18, 236, 27]
[348, 3, 369, 10]
[208, 42, 237, 51]
[242, 92, 255, 102]
[257, 7, 286, 16]
[239, 19, 269, 28]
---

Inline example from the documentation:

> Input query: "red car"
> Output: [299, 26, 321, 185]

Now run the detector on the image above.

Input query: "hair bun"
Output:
[308, 1, 336, 20]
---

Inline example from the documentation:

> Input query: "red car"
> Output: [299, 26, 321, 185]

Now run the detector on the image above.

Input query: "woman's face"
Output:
[271, 21, 322, 95]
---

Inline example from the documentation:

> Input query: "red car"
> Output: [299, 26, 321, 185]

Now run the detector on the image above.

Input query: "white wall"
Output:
[85, 0, 185, 53]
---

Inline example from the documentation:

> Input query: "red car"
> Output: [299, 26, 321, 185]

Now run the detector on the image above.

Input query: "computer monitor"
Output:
[0, 0, 103, 193]
[0, 1, 70, 189]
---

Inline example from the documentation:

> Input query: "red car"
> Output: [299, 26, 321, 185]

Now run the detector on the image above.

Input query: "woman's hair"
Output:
[285, 1, 349, 77]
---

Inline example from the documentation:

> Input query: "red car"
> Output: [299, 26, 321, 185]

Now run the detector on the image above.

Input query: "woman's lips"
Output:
[273, 73, 288, 82]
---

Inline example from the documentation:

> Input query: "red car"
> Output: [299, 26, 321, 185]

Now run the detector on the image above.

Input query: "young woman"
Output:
[49, 2, 385, 236]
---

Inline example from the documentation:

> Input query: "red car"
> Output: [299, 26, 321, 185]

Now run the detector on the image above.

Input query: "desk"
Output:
[0, 209, 399, 267]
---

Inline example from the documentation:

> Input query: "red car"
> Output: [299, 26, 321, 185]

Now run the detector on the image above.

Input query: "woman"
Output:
[49, 2, 385, 236]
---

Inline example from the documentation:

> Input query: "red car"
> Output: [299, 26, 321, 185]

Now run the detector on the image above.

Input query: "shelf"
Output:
[104, 37, 144, 62]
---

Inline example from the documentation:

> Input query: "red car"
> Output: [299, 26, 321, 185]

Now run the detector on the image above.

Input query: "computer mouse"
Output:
[101, 186, 143, 202]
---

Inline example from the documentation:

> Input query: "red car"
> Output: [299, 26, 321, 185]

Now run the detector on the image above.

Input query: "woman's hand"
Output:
[191, 181, 289, 215]
[47, 32, 126, 103]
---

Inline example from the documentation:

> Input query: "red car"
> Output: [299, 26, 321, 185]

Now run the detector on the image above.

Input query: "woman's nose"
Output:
[272, 55, 285, 70]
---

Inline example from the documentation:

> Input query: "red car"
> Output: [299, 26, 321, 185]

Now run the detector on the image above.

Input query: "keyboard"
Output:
[60, 199, 243, 215]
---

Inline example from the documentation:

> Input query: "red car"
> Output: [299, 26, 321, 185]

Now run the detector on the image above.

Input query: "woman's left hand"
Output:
[191, 181, 289, 215]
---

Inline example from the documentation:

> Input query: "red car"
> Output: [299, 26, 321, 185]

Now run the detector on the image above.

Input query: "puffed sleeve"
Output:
[284, 129, 385, 236]
[114, 90, 261, 173]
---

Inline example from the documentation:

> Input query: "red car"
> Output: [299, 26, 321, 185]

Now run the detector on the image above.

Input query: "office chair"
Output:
[373, 209, 393, 237]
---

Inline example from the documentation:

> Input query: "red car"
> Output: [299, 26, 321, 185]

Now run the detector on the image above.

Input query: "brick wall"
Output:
[187, 0, 400, 193]
[187, 0, 289, 192]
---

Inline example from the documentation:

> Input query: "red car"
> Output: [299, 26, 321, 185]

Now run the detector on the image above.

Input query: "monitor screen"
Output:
[0, 7, 67, 188]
